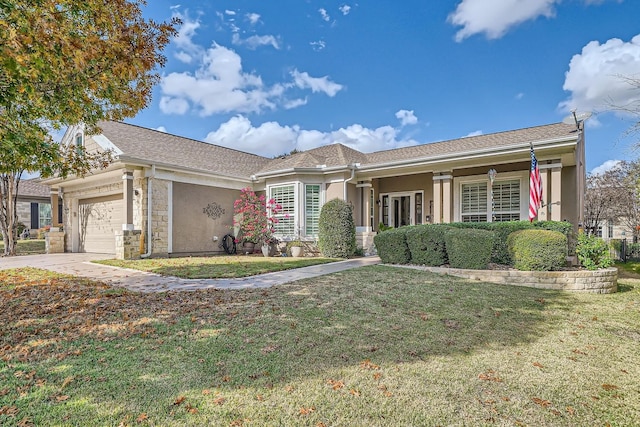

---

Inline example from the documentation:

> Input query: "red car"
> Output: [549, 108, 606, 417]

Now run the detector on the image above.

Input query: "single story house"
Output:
[16, 179, 62, 233]
[42, 120, 586, 258]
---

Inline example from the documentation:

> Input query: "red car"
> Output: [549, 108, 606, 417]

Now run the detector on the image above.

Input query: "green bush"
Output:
[405, 224, 448, 266]
[318, 199, 356, 258]
[575, 233, 613, 270]
[507, 229, 567, 271]
[374, 227, 411, 264]
[445, 221, 574, 264]
[534, 221, 575, 255]
[444, 228, 494, 269]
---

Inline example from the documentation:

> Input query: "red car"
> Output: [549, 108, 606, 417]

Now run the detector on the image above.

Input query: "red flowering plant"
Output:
[233, 187, 282, 245]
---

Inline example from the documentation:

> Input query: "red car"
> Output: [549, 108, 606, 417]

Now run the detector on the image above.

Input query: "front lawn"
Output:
[1, 266, 638, 426]
[0, 239, 45, 255]
[94, 255, 339, 279]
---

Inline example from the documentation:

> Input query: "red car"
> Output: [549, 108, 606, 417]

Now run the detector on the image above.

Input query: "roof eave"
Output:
[360, 135, 578, 172]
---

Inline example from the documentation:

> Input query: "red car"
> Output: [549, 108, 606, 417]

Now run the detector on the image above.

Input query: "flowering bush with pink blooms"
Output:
[233, 187, 282, 244]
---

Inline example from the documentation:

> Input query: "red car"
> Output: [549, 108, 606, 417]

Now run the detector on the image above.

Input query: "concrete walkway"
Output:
[0, 253, 381, 292]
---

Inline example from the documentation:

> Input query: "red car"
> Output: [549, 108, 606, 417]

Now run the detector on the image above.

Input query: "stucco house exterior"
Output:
[42, 120, 586, 258]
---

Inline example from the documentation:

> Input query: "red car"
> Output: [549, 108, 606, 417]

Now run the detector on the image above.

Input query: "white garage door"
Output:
[78, 194, 123, 253]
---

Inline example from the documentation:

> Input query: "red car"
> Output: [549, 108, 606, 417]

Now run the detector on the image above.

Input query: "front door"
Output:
[381, 192, 424, 228]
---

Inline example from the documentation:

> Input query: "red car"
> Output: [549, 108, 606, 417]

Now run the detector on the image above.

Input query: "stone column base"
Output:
[45, 231, 65, 254]
[115, 230, 142, 260]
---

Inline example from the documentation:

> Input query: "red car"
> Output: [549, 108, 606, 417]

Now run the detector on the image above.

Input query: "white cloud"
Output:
[246, 13, 261, 25]
[284, 98, 308, 109]
[319, 8, 330, 22]
[161, 44, 344, 116]
[310, 40, 326, 51]
[171, 12, 203, 63]
[395, 109, 418, 126]
[515, 92, 525, 100]
[204, 116, 418, 157]
[591, 159, 622, 175]
[464, 130, 484, 137]
[448, 0, 556, 42]
[225, 10, 236, 16]
[232, 33, 280, 50]
[156, 126, 167, 133]
[159, 96, 190, 115]
[559, 34, 640, 114]
[291, 69, 344, 97]
[160, 44, 278, 115]
[339, 5, 352, 15]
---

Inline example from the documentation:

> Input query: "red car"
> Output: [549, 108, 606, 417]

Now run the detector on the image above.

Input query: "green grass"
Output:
[0, 239, 45, 255]
[615, 260, 640, 277]
[1, 266, 639, 426]
[94, 255, 340, 279]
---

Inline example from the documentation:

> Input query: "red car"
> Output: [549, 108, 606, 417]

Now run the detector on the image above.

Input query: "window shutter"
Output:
[30, 203, 39, 229]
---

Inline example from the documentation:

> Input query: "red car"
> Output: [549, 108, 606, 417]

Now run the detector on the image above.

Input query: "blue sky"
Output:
[127, 0, 640, 173]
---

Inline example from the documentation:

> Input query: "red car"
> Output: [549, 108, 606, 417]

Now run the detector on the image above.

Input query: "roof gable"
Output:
[97, 121, 271, 180]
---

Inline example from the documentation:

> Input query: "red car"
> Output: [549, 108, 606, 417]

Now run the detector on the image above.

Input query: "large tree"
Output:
[0, 0, 178, 255]
[584, 160, 640, 238]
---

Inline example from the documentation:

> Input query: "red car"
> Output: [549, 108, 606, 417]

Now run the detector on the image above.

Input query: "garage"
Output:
[78, 194, 123, 253]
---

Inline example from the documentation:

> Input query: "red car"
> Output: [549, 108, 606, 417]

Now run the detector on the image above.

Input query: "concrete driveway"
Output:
[0, 253, 381, 292]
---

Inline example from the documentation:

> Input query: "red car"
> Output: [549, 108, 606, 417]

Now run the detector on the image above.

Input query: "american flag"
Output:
[529, 145, 542, 222]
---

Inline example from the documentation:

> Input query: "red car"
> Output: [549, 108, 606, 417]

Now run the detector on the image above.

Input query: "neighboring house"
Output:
[16, 179, 62, 233]
[42, 121, 586, 258]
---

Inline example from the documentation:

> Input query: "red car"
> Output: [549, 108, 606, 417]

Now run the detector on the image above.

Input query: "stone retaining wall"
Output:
[397, 265, 618, 294]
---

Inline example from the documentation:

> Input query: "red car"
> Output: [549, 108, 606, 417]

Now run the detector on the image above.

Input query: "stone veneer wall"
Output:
[45, 230, 65, 254]
[115, 230, 142, 260]
[149, 178, 169, 256]
[399, 265, 618, 294]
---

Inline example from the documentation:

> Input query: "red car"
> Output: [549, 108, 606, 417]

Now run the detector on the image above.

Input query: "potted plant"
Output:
[288, 240, 304, 257]
[233, 187, 282, 256]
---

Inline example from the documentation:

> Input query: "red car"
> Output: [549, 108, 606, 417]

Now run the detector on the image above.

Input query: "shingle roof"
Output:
[95, 121, 578, 179]
[98, 121, 271, 180]
[365, 122, 577, 165]
[18, 179, 50, 198]
[257, 143, 370, 173]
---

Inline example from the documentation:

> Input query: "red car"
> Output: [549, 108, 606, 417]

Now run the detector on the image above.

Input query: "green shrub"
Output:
[487, 221, 535, 265]
[507, 229, 567, 271]
[318, 199, 356, 258]
[534, 221, 575, 255]
[444, 228, 494, 269]
[378, 222, 393, 232]
[374, 227, 411, 264]
[405, 224, 448, 266]
[575, 233, 613, 270]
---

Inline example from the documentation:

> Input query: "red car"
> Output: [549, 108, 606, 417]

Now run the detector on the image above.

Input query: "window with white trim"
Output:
[461, 179, 521, 222]
[75, 133, 84, 156]
[461, 182, 488, 222]
[305, 184, 321, 236]
[270, 185, 295, 236]
[493, 180, 520, 222]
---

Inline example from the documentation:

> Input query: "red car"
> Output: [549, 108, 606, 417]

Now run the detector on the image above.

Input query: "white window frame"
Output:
[267, 182, 325, 240]
[268, 183, 297, 238]
[304, 183, 323, 238]
[453, 171, 528, 222]
[378, 191, 424, 228]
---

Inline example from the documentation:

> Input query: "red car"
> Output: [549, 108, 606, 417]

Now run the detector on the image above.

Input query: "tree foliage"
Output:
[0, 0, 178, 255]
[584, 160, 640, 239]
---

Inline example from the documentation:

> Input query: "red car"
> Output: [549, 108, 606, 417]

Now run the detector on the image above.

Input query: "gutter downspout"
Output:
[141, 165, 155, 258]
[343, 163, 357, 200]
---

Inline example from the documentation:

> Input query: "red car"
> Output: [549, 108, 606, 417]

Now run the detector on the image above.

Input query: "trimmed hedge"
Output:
[405, 224, 448, 266]
[318, 199, 356, 258]
[507, 229, 567, 271]
[446, 220, 573, 264]
[374, 227, 411, 264]
[444, 228, 495, 269]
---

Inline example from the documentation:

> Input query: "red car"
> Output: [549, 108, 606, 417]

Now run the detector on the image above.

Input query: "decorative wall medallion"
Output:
[203, 202, 225, 220]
